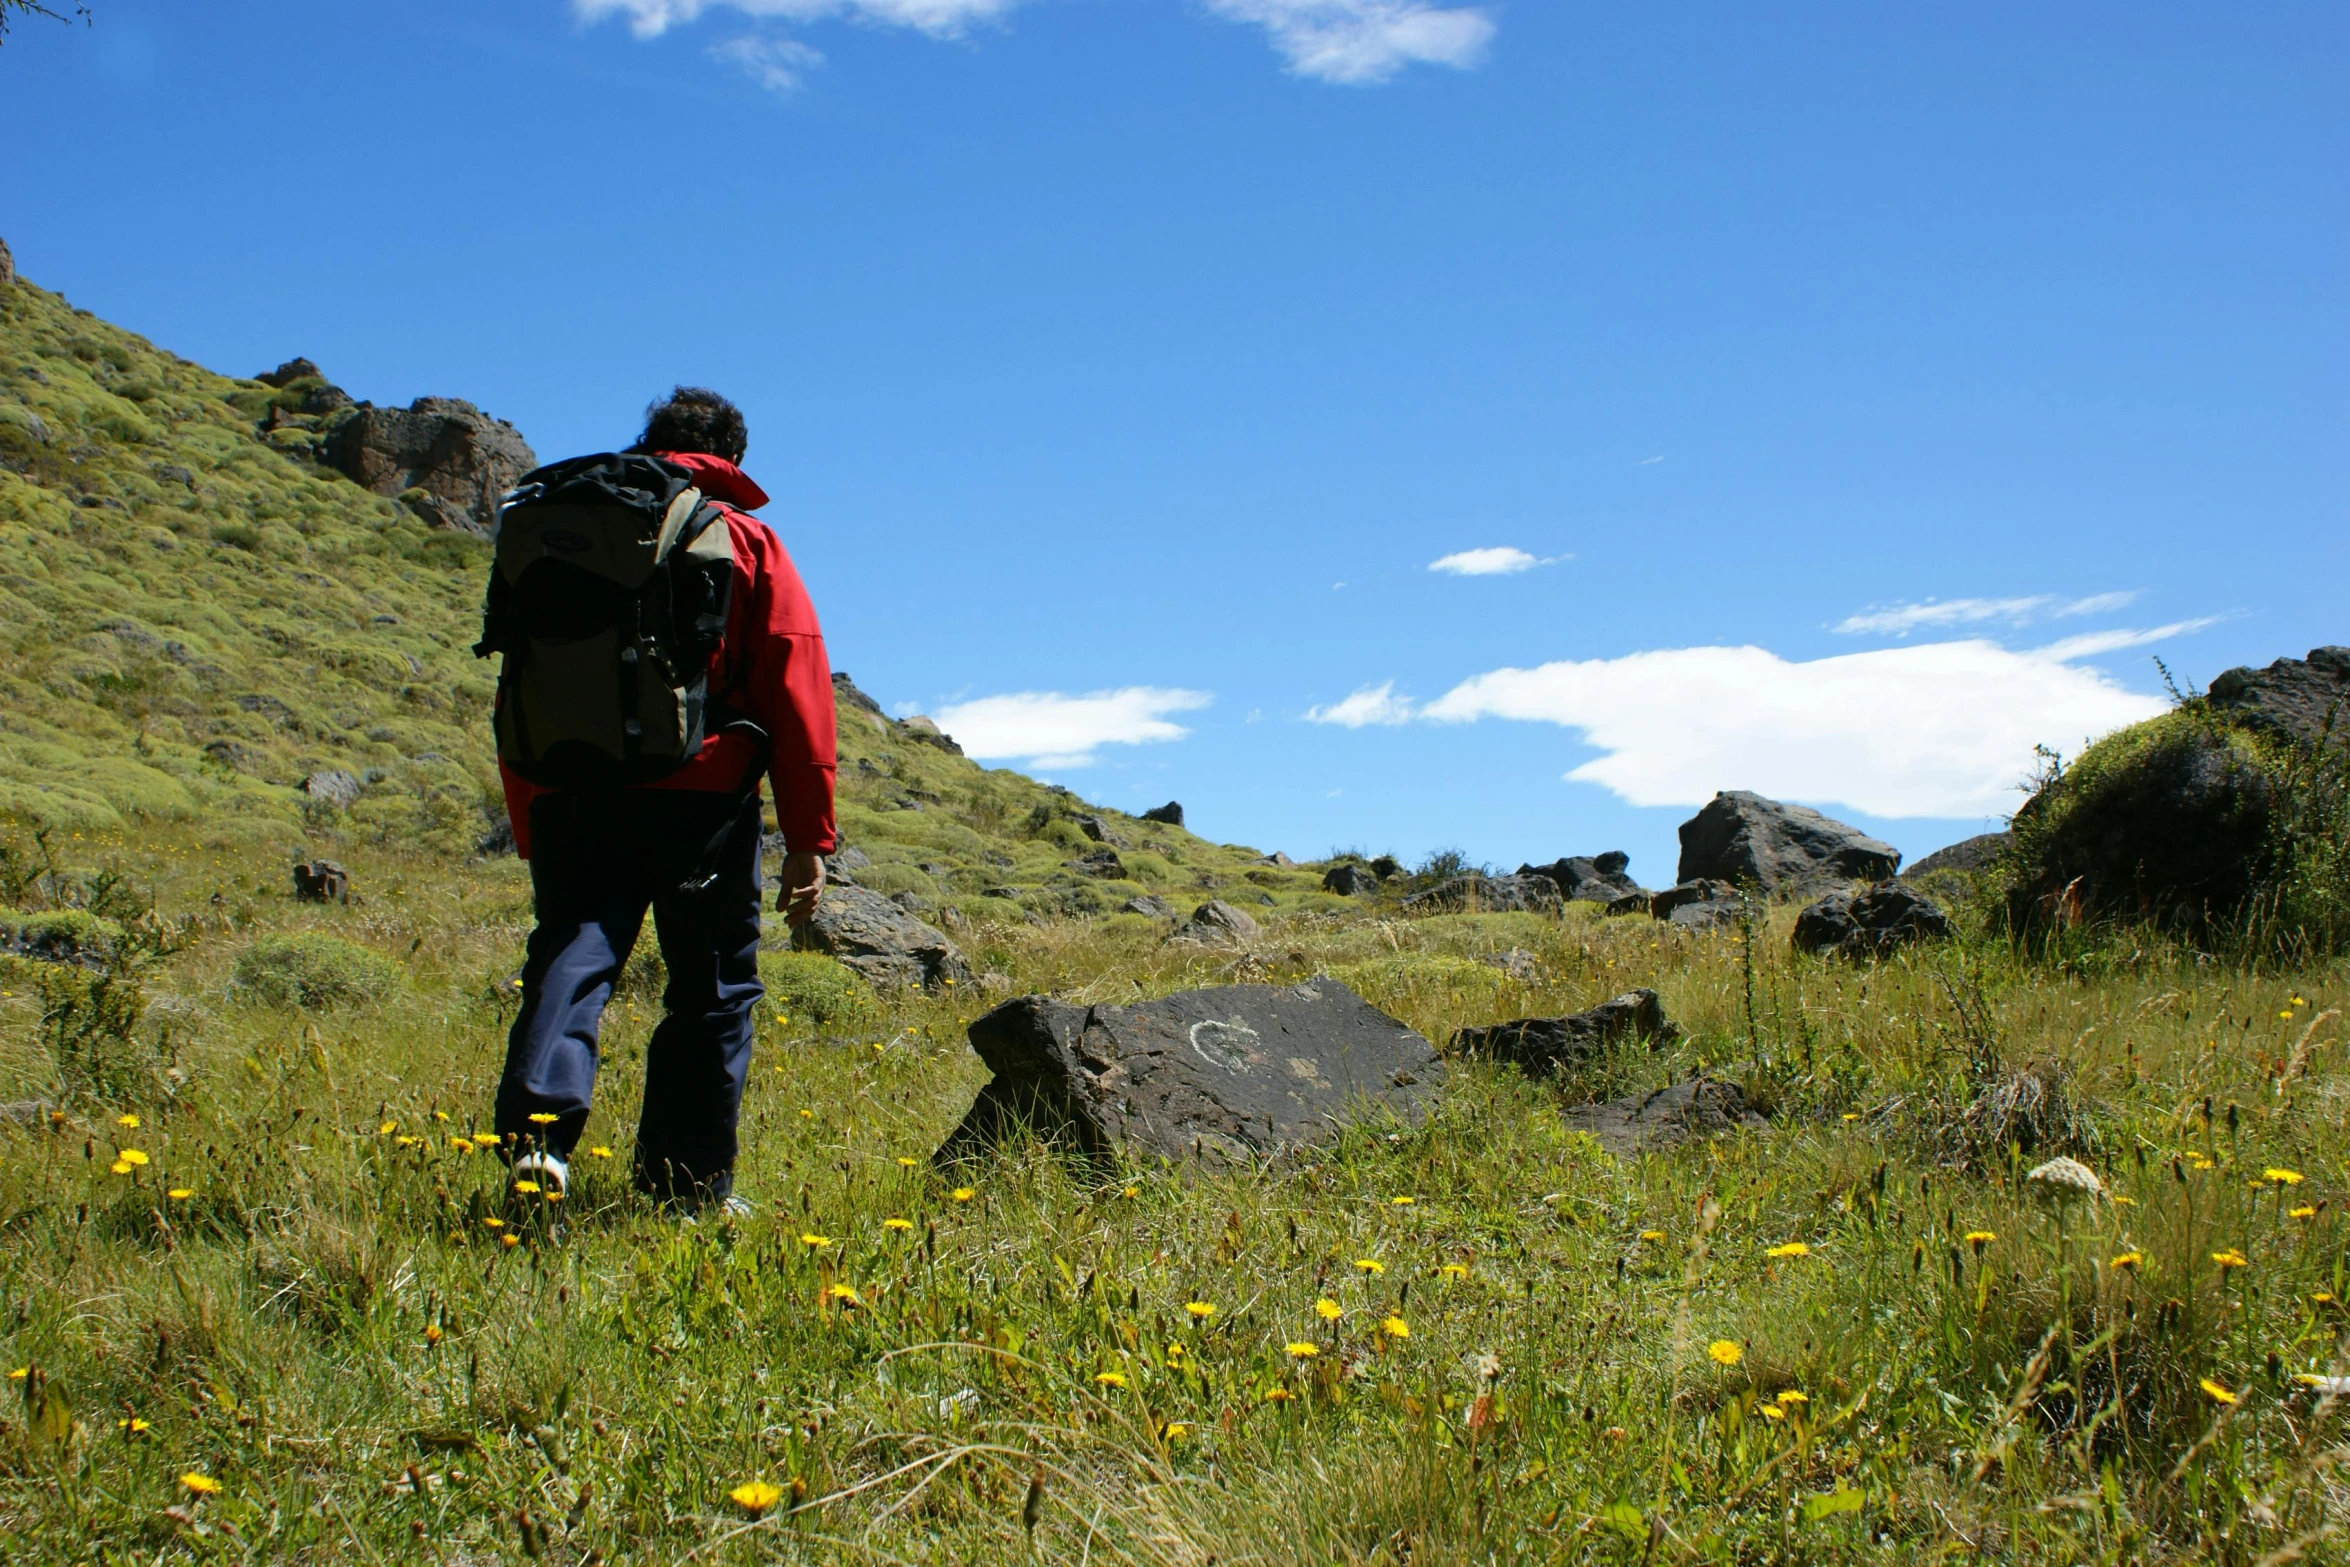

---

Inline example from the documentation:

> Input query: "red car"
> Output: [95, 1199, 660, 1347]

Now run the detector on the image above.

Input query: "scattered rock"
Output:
[1067, 849, 1127, 880]
[1141, 801, 1185, 826]
[1322, 863, 1382, 896]
[1370, 855, 1403, 881]
[1482, 948, 1541, 982]
[1255, 852, 1297, 868]
[1451, 989, 1678, 1078]
[1077, 814, 1130, 847]
[1403, 874, 1565, 915]
[937, 979, 1445, 1166]
[303, 768, 362, 810]
[793, 885, 972, 992]
[1120, 895, 1175, 919]
[474, 818, 516, 858]
[897, 715, 964, 756]
[292, 860, 351, 904]
[1603, 890, 1651, 918]
[1563, 1077, 1766, 1158]
[831, 672, 891, 733]
[1174, 899, 1260, 946]
[153, 463, 195, 489]
[1675, 791, 1900, 897]
[1791, 881, 1953, 958]
[0, 236, 12, 289]
[1517, 851, 1642, 904]
[822, 844, 872, 885]
[1909, 832, 2011, 878]
[323, 396, 537, 535]
[1, 911, 125, 968]
[256, 357, 325, 388]
[2208, 646, 2350, 748]
[1648, 879, 1741, 931]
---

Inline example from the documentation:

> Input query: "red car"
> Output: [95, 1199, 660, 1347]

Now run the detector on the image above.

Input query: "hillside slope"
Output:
[0, 270, 1334, 911]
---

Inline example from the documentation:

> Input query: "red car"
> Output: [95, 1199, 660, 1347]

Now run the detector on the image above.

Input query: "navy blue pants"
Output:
[494, 789, 765, 1201]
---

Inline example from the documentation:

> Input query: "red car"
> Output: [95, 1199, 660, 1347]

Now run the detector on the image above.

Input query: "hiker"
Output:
[477, 387, 836, 1214]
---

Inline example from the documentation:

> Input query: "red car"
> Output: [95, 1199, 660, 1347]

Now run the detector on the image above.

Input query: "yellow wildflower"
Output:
[1185, 1301, 1215, 1320]
[1163, 1422, 1190, 1439]
[2111, 1252, 2143, 1270]
[883, 1217, 914, 1232]
[109, 1159, 134, 1175]
[1765, 1242, 1810, 1259]
[1638, 1230, 1666, 1242]
[513, 1180, 540, 1195]
[951, 1187, 976, 1202]
[2200, 1377, 2238, 1406]
[378, 1121, 397, 1136]
[1094, 1371, 1127, 1387]
[2290, 1206, 2318, 1220]
[167, 1188, 193, 1201]
[589, 1146, 613, 1159]
[1775, 1389, 1808, 1405]
[180, 1473, 222, 1495]
[826, 1285, 861, 1306]
[1263, 1387, 1296, 1403]
[799, 1234, 832, 1249]
[1964, 1230, 1995, 1249]
[2267, 1168, 2305, 1185]
[2211, 1249, 2248, 1270]
[897, 1156, 918, 1167]
[729, 1480, 783, 1515]
[1759, 1404, 1785, 1420]
[1380, 1316, 1410, 1339]
[425, 1324, 443, 1345]
[1708, 1340, 1743, 1367]
[1286, 1342, 1320, 1358]
[501, 1233, 521, 1249]
[116, 1113, 139, 1128]
[118, 1416, 151, 1434]
[1354, 1258, 1385, 1275]
[1315, 1299, 1343, 1321]
[1390, 1196, 1414, 1206]
[1439, 1262, 1469, 1279]
[527, 1112, 558, 1126]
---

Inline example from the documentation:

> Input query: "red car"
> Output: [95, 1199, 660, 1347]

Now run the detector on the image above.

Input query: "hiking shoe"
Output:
[511, 1151, 568, 1201]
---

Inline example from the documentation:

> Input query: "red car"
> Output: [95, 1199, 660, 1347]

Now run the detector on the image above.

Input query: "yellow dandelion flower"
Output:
[1708, 1340, 1743, 1367]
[2187, 1153, 2216, 1170]
[590, 1146, 613, 1158]
[116, 1113, 139, 1129]
[897, 1156, 918, 1167]
[1964, 1230, 1995, 1248]
[1315, 1299, 1343, 1321]
[2211, 1249, 2248, 1270]
[2280, 1010, 2295, 1021]
[167, 1188, 193, 1201]
[2111, 1252, 2143, 1270]
[118, 1416, 152, 1433]
[1185, 1301, 1215, 1320]
[1759, 1403, 1785, 1420]
[1438, 1262, 1469, 1279]
[1840, 1112, 1860, 1122]
[1093, 1371, 1128, 1387]
[1263, 1387, 1296, 1403]
[799, 1234, 832, 1249]
[2315, 1292, 2337, 1304]
[2290, 1205, 2318, 1220]
[513, 1180, 540, 1195]
[1390, 1196, 1414, 1206]
[2292, 995, 2309, 1006]
[1380, 1316, 1410, 1339]
[799, 1109, 814, 1119]
[1638, 1229, 1666, 1242]
[1765, 1242, 1810, 1259]
[1286, 1342, 1320, 1359]
[883, 1217, 914, 1232]
[397, 1135, 422, 1147]
[179, 1472, 222, 1495]
[1163, 1422, 1190, 1439]
[951, 1187, 976, 1202]
[501, 1233, 521, 1249]
[435, 1111, 450, 1122]
[1164, 1342, 1186, 1361]
[119, 1148, 149, 1166]
[475, 1132, 500, 1145]
[1354, 1258, 1385, 1275]
[2267, 1168, 2305, 1185]
[2113, 1194, 2136, 1206]
[1775, 1389, 1808, 1405]
[729, 1480, 784, 1515]
[482, 1216, 505, 1229]
[2200, 1377, 2238, 1406]
[425, 1324, 443, 1345]
[5, 1367, 25, 1380]
[1120, 1185, 1140, 1198]
[826, 1285, 861, 1306]
[378, 1121, 397, 1136]
[110, 1159, 134, 1175]
[527, 1112, 558, 1126]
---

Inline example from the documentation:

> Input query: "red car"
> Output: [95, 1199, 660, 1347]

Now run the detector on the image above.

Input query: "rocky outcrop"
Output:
[897, 714, 964, 755]
[1076, 814, 1129, 846]
[2208, 647, 2350, 748]
[1066, 849, 1126, 879]
[1174, 899, 1260, 945]
[1563, 1077, 1766, 1159]
[1909, 832, 2011, 877]
[1792, 881, 1953, 958]
[1322, 863, 1383, 896]
[832, 673, 889, 732]
[1518, 851, 1642, 904]
[937, 980, 1445, 1165]
[0, 236, 12, 290]
[303, 768, 361, 810]
[292, 859, 351, 904]
[323, 396, 536, 534]
[1120, 895, 1175, 919]
[1141, 801, 1185, 826]
[793, 885, 972, 991]
[1676, 791, 1900, 896]
[1403, 874, 1565, 915]
[1646, 879, 1742, 931]
[1450, 989, 1678, 1077]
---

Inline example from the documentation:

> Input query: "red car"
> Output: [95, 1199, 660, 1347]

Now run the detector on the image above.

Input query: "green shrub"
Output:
[756, 951, 880, 1034]
[1, 909, 127, 966]
[232, 933, 401, 1010]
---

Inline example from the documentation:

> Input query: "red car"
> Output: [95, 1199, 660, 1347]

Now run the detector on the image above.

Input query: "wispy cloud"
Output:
[2032, 617, 2221, 662]
[1429, 546, 1556, 577]
[576, 0, 1495, 89]
[1834, 591, 2139, 637]
[1201, 0, 1495, 84]
[930, 686, 1212, 769]
[1305, 682, 1415, 727]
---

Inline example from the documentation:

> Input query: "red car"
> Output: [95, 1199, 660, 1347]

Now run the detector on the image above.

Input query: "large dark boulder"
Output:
[793, 885, 972, 991]
[1518, 851, 1642, 904]
[1322, 863, 1382, 896]
[1403, 874, 1565, 915]
[1647, 879, 1742, 931]
[2208, 647, 2350, 749]
[1910, 832, 2011, 878]
[323, 396, 536, 534]
[1174, 899, 1260, 945]
[1450, 988, 1678, 1078]
[1792, 881, 1953, 958]
[938, 980, 1444, 1165]
[1563, 1077, 1766, 1159]
[1676, 791, 1900, 896]
[1066, 849, 1127, 880]
[1141, 801, 1185, 826]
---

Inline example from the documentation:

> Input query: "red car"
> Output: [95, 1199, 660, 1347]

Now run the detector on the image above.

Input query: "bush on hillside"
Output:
[756, 951, 880, 1033]
[232, 933, 401, 1010]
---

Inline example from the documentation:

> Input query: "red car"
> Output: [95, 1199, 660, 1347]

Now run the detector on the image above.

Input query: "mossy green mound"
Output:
[231, 932, 402, 1009]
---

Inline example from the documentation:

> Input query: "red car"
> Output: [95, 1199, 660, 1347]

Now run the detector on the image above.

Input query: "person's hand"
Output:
[779, 851, 827, 928]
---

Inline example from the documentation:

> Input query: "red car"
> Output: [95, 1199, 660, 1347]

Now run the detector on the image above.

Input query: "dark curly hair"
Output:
[632, 386, 748, 463]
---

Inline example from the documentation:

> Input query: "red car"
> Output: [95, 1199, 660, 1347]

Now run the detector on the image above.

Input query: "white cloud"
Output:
[1429, 546, 1540, 577]
[930, 686, 1212, 769]
[1835, 591, 2141, 637]
[1407, 625, 2212, 818]
[712, 32, 823, 88]
[575, 0, 1014, 40]
[1202, 0, 1495, 83]
[1305, 682, 1416, 727]
[2032, 618, 2220, 662]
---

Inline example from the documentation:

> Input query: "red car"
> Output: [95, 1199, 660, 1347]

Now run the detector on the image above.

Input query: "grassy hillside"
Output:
[1, 273, 2345, 1564]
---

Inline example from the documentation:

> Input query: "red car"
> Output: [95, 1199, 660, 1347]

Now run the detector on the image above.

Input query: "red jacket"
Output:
[498, 452, 838, 859]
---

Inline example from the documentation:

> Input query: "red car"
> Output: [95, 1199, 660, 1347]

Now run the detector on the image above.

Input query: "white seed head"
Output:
[2025, 1156, 2104, 1197]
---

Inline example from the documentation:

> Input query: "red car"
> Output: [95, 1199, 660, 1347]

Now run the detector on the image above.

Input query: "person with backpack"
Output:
[476, 387, 836, 1215]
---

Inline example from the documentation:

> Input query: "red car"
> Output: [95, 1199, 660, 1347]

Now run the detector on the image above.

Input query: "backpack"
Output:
[474, 453, 740, 790]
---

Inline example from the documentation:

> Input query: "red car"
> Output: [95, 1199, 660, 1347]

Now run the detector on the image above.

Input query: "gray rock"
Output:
[1174, 899, 1260, 945]
[303, 769, 362, 810]
[1792, 881, 1954, 958]
[823, 844, 873, 884]
[1120, 895, 1175, 919]
[1141, 801, 1185, 827]
[323, 396, 537, 535]
[793, 885, 972, 991]
[1909, 832, 2011, 877]
[1675, 791, 1900, 897]
[1482, 948, 1541, 982]
[1256, 852, 1297, 868]
[1650, 879, 1737, 917]
[1518, 851, 1642, 904]
[1067, 849, 1127, 880]
[292, 860, 351, 904]
[2208, 647, 2350, 749]
[938, 980, 1445, 1166]
[1603, 890, 1652, 918]
[1563, 1076, 1766, 1158]
[1451, 989, 1678, 1078]
[0, 235, 12, 290]
[1322, 863, 1382, 896]
[1370, 856, 1403, 881]
[1403, 874, 1566, 915]
[474, 818, 516, 858]
[897, 715, 965, 756]
[832, 671, 887, 719]
[1077, 814, 1130, 847]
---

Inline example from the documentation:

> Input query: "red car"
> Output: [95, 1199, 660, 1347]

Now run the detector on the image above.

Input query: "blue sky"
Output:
[5, 1, 2343, 884]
